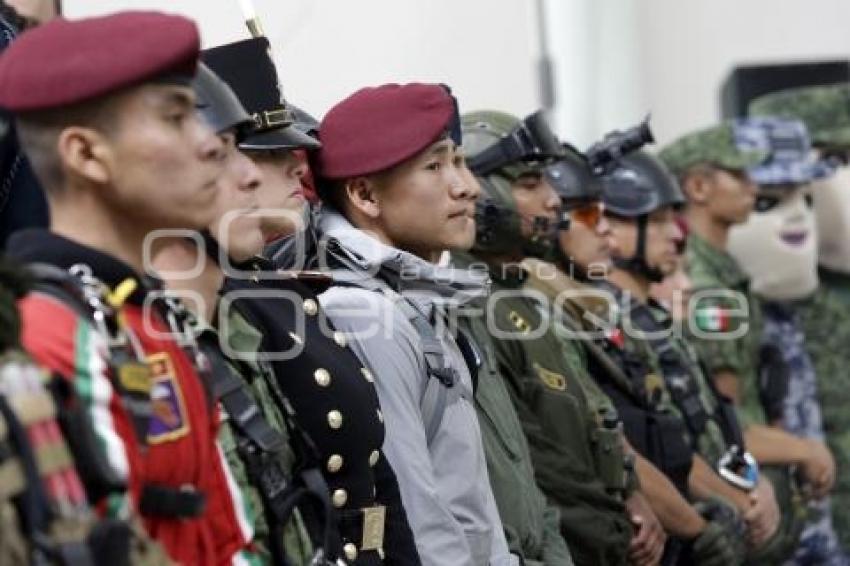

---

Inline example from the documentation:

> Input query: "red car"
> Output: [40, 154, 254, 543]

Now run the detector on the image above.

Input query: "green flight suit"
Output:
[460, 313, 573, 565]
[458, 255, 632, 566]
[800, 267, 850, 550]
[196, 310, 313, 565]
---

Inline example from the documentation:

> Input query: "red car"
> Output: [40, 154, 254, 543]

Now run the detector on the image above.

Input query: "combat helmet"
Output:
[462, 110, 564, 257]
[545, 144, 603, 205]
[600, 150, 684, 281]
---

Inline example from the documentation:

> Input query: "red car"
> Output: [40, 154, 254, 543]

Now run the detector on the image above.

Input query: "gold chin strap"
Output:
[252, 108, 291, 131]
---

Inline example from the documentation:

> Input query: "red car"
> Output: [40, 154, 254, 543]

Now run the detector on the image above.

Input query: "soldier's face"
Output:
[558, 200, 612, 272]
[705, 168, 757, 225]
[247, 149, 308, 242]
[208, 133, 264, 263]
[511, 172, 561, 240]
[608, 206, 681, 276]
[102, 84, 226, 232]
[371, 139, 479, 259]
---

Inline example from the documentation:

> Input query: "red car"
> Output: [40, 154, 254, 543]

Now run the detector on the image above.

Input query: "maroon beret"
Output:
[0, 11, 199, 112]
[317, 83, 454, 179]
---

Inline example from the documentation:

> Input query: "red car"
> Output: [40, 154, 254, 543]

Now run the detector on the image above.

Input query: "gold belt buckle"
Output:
[361, 505, 386, 551]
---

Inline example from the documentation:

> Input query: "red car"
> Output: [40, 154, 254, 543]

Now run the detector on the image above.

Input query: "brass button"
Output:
[332, 489, 348, 508]
[314, 368, 331, 387]
[369, 449, 380, 467]
[343, 543, 358, 561]
[376, 409, 383, 423]
[302, 298, 318, 316]
[328, 410, 343, 430]
[333, 331, 348, 348]
[327, 454, 343, 473]
[361, 367, 374, 383]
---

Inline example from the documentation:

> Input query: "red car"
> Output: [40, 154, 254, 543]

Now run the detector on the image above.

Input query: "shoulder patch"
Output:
[534, 362, 567, 391]
[147, 352, 190, 444]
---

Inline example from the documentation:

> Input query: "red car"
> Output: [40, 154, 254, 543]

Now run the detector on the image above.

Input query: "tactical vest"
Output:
[582, 282, 694, 496]
[607, 288, 805, 565]
[628, 301, 744, 465]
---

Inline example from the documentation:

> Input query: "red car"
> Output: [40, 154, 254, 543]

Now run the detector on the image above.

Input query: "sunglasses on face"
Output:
[566, 201, 605, 228]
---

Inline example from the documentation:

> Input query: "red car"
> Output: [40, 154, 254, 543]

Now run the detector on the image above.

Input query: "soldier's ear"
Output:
[56, 125, 113, 186]
[682, 169, 711, 206]
[344, 176, 381, 220]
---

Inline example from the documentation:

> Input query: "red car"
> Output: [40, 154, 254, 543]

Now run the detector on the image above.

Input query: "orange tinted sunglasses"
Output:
[568, 201, 605, 228]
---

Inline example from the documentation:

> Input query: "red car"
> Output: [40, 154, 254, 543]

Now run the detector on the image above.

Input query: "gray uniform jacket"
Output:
[316, 209, 516, 566]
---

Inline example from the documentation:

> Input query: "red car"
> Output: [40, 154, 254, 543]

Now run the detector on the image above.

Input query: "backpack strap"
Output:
[0, 389, 95, 565]
[323, 243, 463, 447]
[197, 330, 338, 563]
[627, 301, 712, 444]
[26, 263, 152, 448]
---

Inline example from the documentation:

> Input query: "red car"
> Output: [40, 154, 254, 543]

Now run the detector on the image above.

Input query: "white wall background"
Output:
[637, 0, 850, 146]
[65, 0, 540, 127]
[64, 0, 850, 148]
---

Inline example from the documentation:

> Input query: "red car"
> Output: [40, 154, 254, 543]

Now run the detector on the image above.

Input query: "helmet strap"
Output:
[613, 215, 664, 283]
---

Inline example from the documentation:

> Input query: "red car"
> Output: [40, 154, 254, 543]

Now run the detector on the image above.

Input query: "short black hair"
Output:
[15, 94, 122, 194]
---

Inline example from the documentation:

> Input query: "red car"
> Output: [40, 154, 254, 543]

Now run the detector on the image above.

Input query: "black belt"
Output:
[139, 484, 206, 519]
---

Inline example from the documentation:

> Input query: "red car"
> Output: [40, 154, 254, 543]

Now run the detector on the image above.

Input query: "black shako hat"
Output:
[201, 37, 320, 151]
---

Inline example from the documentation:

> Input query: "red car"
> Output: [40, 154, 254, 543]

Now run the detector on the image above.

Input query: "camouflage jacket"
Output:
[799, 268, 850, 552]
[193, 312, 314, 565]
[685, 233, 765, 427]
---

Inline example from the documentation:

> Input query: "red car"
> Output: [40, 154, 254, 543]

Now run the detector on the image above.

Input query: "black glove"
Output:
[692, 521, 740, 566]
[692, 498, 746, 566]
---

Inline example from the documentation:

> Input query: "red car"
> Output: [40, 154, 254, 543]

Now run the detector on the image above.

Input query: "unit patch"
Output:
[146, 352, 189, 444]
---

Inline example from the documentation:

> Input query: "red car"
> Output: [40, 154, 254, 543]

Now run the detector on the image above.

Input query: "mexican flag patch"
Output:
[695, 306, 730, 332]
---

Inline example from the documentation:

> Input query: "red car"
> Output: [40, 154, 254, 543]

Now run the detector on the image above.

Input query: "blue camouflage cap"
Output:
[736, 117, 835, 186]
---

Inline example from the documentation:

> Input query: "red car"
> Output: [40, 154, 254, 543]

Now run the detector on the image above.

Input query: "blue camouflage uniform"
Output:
[728, 116, 846, 565]
[761, 303, 846, 565]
